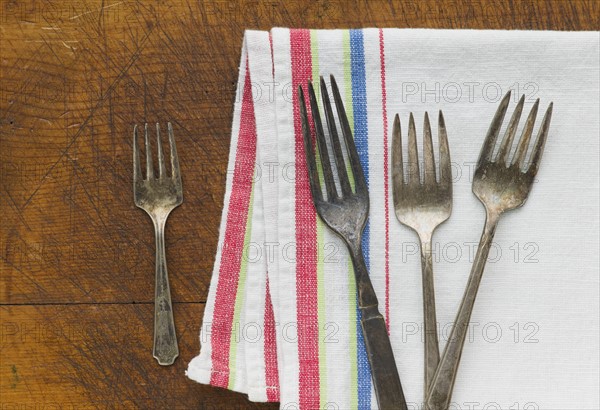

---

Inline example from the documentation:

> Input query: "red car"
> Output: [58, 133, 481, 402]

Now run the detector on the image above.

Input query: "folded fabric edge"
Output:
[243, 29, 282, 403]
[186, 29, 281, 403]
[185, 32, 252, 395]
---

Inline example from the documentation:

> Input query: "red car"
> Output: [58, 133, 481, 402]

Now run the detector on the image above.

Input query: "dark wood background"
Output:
[1, 0, 597, 408]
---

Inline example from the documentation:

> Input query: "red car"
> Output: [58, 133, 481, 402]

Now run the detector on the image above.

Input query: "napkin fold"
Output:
[188, 28, 600, 409]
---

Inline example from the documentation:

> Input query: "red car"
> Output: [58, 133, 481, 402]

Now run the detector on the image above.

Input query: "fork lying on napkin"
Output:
[299, 76, 407, 409]
[187, 29, 600, 409]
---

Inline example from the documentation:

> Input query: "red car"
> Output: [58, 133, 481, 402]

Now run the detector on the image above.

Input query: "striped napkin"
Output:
[187, 29, 600, 409]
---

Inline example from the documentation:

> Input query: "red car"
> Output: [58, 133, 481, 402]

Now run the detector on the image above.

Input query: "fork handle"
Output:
[426, 211, 500, 409]
[350, 246, 408, 410]
[153, 219, 179, 365]
[419, 237, 440, 402]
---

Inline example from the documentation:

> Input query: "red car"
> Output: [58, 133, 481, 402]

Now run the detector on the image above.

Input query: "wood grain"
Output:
[1, 0, 598, 408]
[0, 303, 271, 409]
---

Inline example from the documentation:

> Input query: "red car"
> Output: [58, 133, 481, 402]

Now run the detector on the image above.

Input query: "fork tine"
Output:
[144, 123, 154, 179]
[320, 77, 352, 196]
[423, 112, 436, 185]
[497, 95, 525, 164]
[330, 75, 368, 195]
[308, 80, 337, 200]
[320, 76, 352, 197]
[512, 99, 539, 169]
[478, 91, 511, 167]
[156, 123, 167, 178]
[133, 125, 142, 182]
[392, 113, 404, 189]
[527, 102, 553, 176]
[408, 113, 420, 186]
[167, 123, 181, 182]
[438, 110, 451, 187]
[298, 85, 323, 202]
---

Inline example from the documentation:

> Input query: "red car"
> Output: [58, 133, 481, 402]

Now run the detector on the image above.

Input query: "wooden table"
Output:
[1, 1, 597, 408]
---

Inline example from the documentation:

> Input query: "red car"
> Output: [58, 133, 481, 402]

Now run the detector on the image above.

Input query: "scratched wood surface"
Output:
[1, 0, 598, 408]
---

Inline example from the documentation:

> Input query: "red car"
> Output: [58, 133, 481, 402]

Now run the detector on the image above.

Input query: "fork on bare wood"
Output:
[133, 122, 183, 366]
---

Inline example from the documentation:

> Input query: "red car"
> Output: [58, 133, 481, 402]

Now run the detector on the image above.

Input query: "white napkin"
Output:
[188, 28, 600, 409]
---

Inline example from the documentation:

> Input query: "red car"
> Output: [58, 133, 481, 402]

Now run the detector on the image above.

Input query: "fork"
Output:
[133, 122, 183, 366]
[392, 111, 452, 401]
[299, 75, 408, 410]
[426, 92, 553, 409]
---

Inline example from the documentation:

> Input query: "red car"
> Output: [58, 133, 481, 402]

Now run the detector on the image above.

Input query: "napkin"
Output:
[187, 28, 600, 409]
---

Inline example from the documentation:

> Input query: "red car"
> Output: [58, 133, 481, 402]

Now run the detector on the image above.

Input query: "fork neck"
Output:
[346, 238, 380, 310]
[483, 207, 501, 232]
[346, 235, 364, 259]
[151, 215, 168, 258]
[150, 211, 169, 233]
[417, 231, 433, 250]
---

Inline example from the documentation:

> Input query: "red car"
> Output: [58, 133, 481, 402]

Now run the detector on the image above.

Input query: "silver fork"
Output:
[392, 111, 452, 401]
[299, 75, 407, 410]
[133, 122, 182, 366]
[426, 92, 553, 409]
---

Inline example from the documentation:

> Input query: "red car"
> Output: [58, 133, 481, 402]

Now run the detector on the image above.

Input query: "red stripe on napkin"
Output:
[379, 28, 391, 332]
[290, 28, 320, 409]
[264, 278, 280, 401]
[210, 60, 257, 388]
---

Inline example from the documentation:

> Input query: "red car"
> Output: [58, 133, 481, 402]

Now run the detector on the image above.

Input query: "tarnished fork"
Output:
[299, 75, 408, 410]
[392, 111, 452, 402]
[133, 122, 182, 366]
[426, 93, 553, 409]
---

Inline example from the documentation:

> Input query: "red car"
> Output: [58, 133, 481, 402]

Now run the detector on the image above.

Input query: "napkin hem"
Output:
[186, 358, 248, 395]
